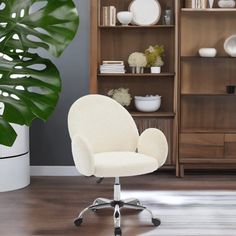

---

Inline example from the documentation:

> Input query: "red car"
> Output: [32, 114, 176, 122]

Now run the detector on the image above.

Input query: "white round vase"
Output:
[0, 124, 30, 192]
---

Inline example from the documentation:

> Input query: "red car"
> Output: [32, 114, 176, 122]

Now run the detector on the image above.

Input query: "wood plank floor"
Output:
[1, 173, 236, 236]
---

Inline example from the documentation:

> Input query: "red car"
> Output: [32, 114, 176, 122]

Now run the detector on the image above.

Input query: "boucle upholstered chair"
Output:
[68, 94, 168, 236]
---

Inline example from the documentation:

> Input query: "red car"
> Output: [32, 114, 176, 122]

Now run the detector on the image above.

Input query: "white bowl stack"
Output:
[134, 95, 161, 112]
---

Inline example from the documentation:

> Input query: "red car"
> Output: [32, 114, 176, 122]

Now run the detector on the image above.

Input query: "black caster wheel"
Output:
[114, 227, 122, 236]
[152, 218, 161, 227]
[92, 209, 97, 212]
[74, 218, 83, 227]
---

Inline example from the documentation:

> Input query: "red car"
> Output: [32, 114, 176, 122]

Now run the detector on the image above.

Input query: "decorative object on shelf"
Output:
[199, 48, 217, 57]
[218, 0, 236, 7]
[145, 45, 164, 73]
[102, 6, 116, 26]
[128, 52, 147, 74]
[107, 88, 132, 107]
[100, 61, 125, 74]
[208, 0, 215, 8]
[188, 0, 207, 8]
[134, 95, 161, 112]
[224, 35, 236, 57]
[226, 85, 235, 94]
[185, 0, 193, 8]
[129, 0, 161, 26]
[163, 9, 173, 25]
[117, 11, 133, 26]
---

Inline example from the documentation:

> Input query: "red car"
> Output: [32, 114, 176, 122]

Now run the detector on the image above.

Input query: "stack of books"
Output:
[100, 61, 125, 74]
[186, 0, 207, 8]
[102, 6, 116, 26]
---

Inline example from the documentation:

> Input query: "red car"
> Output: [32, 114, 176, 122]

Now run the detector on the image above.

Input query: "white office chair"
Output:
[68, 94, 168, 236]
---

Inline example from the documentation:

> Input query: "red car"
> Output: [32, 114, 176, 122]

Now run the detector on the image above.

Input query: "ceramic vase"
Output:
[208, 0, 214, 8]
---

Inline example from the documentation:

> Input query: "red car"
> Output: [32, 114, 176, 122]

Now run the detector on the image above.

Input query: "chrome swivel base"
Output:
[74, 178, 161, 236]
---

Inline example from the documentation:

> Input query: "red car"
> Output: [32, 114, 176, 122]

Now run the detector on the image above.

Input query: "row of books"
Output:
[185, 0, 208, 8]
[100, 61, 125, 74]
[102, 6, 116, 26]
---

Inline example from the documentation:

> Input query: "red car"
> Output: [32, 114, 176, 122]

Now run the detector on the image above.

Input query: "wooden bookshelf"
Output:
[179, 0, 236, 176]
[90, 0, 179, 171]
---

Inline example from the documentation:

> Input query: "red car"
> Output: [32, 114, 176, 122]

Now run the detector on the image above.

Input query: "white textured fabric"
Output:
[94, 152, 158, 177]
[68, 95, 139, 153]
[71, 135, 95, 176]
[138, 128, 168, 167]
[68, 95, 168, 177]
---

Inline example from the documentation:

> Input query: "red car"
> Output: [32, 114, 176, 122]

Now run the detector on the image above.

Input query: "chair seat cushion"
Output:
[94, 152, 158, 177]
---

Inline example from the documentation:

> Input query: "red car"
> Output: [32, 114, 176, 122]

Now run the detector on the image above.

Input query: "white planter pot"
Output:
[0, 124, 30, 192]
[151, 66, 161, 73]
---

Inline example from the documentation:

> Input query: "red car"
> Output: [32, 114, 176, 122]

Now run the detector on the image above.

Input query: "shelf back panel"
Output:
[100, 0, 175, 25]
[181, 60, 236, 94]
[98, 77, 174, 111]
[100, 29, 175, 72]
[181, 12, 236, 56]
[181, 96, 236, 130]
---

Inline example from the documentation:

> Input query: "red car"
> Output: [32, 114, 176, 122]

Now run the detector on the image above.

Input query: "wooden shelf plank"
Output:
[181, 93, 236, 96]
[181, 128, 236, 133]
[99, 25, 175, 29]
[181, 56, 236, 61]
[182, 8, 236, 12]
[131, 111, 175, 118]
[179, 158, 236, 164]
[98, 73, 175, 77]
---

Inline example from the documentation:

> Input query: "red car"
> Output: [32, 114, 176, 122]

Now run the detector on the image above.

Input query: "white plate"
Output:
[129, 0, 161, 26]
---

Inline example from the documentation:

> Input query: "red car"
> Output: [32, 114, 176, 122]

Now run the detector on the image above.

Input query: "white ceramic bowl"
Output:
[199, 48, 217, 57]
[224, 35, 236, 57]
[117, 11, 133, 26]
[218, 0, 236, 8]
[134, 95, 161, 112]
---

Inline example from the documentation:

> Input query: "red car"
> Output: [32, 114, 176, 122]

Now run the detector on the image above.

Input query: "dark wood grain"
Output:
[1, 175, 236, 236]
[180, 134, 224, 159]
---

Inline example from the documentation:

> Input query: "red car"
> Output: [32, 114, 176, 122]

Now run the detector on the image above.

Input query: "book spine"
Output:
[103, 6, 108, 26]
[112, 7, 116, 26]
[107, 6, 111, 26]
[192, 0, 195, 8]
[201, 0, 207, 8]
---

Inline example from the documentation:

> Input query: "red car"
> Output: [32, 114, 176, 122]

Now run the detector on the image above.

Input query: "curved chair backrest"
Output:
[68, 95, 139, 153]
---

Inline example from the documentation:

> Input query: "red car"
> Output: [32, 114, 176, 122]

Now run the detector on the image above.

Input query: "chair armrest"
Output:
[137, 128, 168, 168]
[71, 135, 95, 176]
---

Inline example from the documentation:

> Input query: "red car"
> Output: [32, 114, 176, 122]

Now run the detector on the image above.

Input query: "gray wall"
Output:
[30, 0, 89, 166]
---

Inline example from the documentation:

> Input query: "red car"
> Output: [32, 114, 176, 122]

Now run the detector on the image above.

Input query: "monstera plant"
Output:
[0, 0, 79, 146]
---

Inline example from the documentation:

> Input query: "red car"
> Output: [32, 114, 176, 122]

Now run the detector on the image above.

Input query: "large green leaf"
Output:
[0, 0, 79, 146]
[0, 0, 79, 57]
[0, 49, 61, 125]
[0, 118, 17, 146]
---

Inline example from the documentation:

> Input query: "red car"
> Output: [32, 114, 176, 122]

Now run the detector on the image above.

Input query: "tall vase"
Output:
[208, 0, 214, 8]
